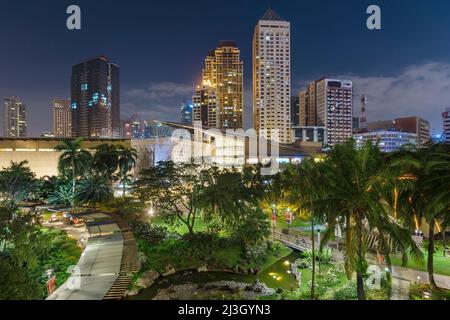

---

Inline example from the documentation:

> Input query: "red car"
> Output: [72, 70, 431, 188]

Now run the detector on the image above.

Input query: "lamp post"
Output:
[272, 204, 277, 237]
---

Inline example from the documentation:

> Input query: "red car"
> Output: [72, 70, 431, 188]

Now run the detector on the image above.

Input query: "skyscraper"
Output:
[443, 108, 450, 144]
[193, 84, 219, 128]
[180, 101, 193, 125]
[290, 96, 299, 127]
[300, 78, 353, 146]
[52, 98, 72, 138]
[199, 41, 243, 130]
[71, 56, 120, 138]
[3, 97, 27, 138]
[253, 8, 292, 143]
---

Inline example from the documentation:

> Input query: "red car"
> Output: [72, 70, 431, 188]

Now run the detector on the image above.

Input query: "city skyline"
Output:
[1, 1, 450, 136]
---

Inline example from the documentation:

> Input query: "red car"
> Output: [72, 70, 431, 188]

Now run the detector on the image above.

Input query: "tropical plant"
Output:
[93, 144, 119, 178]
[75, 175, 113, 209]
[283, 159, 326, 299]
[54, 138, 92, 208]
[48, 183, 74, 207]
[316, 140, 420, 300]
[117, 146, 138, 197]
[389, 144, 450, 288]
[0, 161, 38, 202]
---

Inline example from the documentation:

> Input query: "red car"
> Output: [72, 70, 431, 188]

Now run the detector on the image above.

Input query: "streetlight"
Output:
[271, 204, 277, 237]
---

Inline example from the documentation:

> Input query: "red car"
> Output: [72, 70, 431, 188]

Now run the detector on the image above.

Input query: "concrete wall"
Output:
[0, 138, 131, 178]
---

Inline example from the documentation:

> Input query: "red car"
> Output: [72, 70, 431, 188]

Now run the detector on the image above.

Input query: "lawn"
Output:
[391, 249, 450, 276]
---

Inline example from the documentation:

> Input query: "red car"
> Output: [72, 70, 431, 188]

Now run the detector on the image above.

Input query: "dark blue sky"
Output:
[1, 0, 450, 136]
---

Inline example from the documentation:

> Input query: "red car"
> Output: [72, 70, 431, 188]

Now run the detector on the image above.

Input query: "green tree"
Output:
[48, 183, 74, 207]
[75, 175, 113, 209]
[283, 159, 326, 299]
[93, 144, 119, 178]
[390, 144, 450, 289]
[54, 138, 92, 208]
[133, 161, 207, 236]
[117, 146, 138, 197]
[316, 140, 419, 300]
[0, 161, 37, 203]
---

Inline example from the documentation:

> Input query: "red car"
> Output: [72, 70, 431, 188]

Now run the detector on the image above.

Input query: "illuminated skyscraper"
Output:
[52, 98, 72, 138]
[199, 41, 243, 129]
[443, 108, 450, 144]
[3, 97, 27, 138]
[71, 56, 120, 138]
[300, 78, 353, 146]
[253, 8, 292, 143]
[193, 85, 219, 128]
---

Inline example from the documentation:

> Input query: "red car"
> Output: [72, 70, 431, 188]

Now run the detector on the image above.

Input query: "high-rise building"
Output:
[3, 97, 27, 138]
[299, 78, 353, 146]
[193, 84, 219, 128]
[290, 96, 299, 127]
[180, 101, 193, 125]
[368, 116, 430, 148]
[52, 98, 72, 138]
[299, 82, 317, 127]
[443, 108, 450, 144]
[198, 41, 243, 130]
[253, 8, 292, 143]
[71, 56, 120, 138]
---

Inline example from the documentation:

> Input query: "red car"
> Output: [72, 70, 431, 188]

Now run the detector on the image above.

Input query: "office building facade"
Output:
[253, 8, 292, 143]
[52, 98, 72, 138]
[71, 56, 120, 138]
[3, 97, 27, 138]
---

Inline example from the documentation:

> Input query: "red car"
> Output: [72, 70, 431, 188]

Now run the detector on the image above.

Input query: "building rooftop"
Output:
[260, 8, 285, 21]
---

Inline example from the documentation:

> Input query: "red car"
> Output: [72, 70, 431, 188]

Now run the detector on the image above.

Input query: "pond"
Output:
[128, 251, 302, 300]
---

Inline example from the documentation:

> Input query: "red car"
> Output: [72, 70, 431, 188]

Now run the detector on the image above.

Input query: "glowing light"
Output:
[283, 261, 290, 266]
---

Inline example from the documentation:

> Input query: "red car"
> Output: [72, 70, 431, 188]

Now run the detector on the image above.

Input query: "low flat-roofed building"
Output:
[0, 138, 130, 177]
[354, 130, 417, 153]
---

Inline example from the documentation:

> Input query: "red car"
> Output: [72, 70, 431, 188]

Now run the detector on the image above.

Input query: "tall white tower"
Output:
[253, 8, 292, 144]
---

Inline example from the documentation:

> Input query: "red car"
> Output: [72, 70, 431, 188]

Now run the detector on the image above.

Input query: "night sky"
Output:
[1, 0, 450, 136]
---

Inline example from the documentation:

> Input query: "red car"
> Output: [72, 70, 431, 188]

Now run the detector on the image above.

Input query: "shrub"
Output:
[333, 282, 358, 300]
[133, 222, 168, 246]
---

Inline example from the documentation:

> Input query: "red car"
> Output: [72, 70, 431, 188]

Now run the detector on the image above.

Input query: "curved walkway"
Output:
[47, 233, 124, 300]
[46, 213, 126, 300]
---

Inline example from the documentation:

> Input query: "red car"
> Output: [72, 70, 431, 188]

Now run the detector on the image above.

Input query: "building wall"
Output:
[253, 12, 292, 143]
[201, 42, 243, 130]
[71, 56, 120, 138]
[53, 98, 72, 138]
[354, 130, 417, 153]
[443, 108, 450, 144]
[0, 139, 130, 177]
[3, 97, 27, 138]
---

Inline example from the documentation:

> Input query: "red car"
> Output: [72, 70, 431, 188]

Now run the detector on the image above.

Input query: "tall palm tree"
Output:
[317, 140, 419, 300]
[75, 175, 113, 209]
[54, 138, 92, 207]
[117, 146, 138, 197]
[93, 144, 119, 177]
[390, 144, 450, 289]
[283, 159, 325, 299]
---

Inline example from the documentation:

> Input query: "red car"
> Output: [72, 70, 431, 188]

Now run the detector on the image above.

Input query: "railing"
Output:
[272, 231, 343, 261]
[272, 231, 314, 251]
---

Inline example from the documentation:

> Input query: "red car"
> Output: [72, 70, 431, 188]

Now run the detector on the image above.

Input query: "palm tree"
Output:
[317, 140, 419, 300]
[48, 183, 74, 207]
[390, 144, 450, 289]
[93, 144, 119, 178]
[75, 175, 113, 209]
[283, 159, 325, 299]
[117, 146, 138, 197]
[54, 138, 92, 208]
